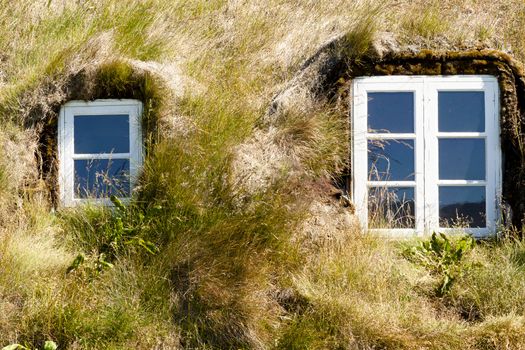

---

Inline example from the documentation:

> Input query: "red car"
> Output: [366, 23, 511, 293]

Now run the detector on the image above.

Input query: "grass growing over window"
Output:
[1, 0, 525, 349]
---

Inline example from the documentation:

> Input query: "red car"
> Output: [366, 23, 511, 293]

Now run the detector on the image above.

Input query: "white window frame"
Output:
[352, 75, 501, 237]
[58, 99, 144, 207]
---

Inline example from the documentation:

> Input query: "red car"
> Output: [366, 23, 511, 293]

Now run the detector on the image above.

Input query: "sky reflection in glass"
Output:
[439, 138, 485, 180]
[74, 115, 130, 154]
[439, 91, 484, 132]
[368, 92, 414, 133]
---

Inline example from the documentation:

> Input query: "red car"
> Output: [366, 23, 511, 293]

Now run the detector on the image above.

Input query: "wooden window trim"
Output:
[352, 75, 501, 237]
[58, 99, 143, 207]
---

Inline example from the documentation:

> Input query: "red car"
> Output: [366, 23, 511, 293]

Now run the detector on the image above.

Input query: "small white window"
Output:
[352, 76, 501, 237]
[58, 100, 143, 206]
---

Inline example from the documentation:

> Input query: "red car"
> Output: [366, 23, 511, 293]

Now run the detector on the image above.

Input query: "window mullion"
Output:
[423, 79, 439, 234]
[72, 153, 131, 160]
[415, 82, 425, 235]
[437, 180, 487, 186]
[351, 82, 369, 230]
[367, 181, 416, 187]
[367, 133, 415, 139]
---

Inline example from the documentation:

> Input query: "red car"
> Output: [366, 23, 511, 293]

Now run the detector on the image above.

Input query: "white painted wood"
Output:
[426, 77, 499, 236]
[437, 132, 486, 138]
[352, 78, 368, 230]
[423, 78, 437, 233]
[414, 81, 426, 235]
[352, 75, 501, 237]
[367, 181, 416, 187]
[492, 82, 503, 232]
[366, 228, 420, 237]
[367, 133, 416, 139]
[352, 77, 424, 234]
[436, 180, 487, 186]
[356, 75, 497, 83]
[439, 227, 491, 238]
[72, 153, 130, 160]
[58, 99, 144, 207]
[485, 78, 501, 234]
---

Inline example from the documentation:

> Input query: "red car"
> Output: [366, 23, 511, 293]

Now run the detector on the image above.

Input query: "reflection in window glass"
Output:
[368, 92, 414, 133]
[439, 186, 486, 228]
[74, 115, 130, 154]
[438, 92, 485, 132]
[368, 187, 415, 228]
[439, 138, 485, 180]
[368, 139, 415, 181]
[74, 159, 130, 198]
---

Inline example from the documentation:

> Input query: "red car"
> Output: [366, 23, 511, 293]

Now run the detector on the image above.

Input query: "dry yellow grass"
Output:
[0, 0, 525, 349]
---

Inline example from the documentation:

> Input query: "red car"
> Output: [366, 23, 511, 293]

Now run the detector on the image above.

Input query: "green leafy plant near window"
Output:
[66, 196, 160, 274]
[404, 232, 475, 296]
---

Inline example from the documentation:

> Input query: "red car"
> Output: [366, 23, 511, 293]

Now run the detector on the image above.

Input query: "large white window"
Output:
[352, 76, 501, 237]
[58, 100, 143, 206]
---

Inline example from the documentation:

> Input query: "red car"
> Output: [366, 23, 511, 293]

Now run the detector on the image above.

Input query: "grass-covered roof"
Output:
[2, 1, 525, 349]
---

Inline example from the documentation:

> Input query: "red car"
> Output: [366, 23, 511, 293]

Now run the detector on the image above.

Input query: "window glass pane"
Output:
[74, 159, 130, 199]
[439, 186, 486, 228]
[368, 187, 415, 229]
[368, 139, 414, 181]
[439, 138, 485, 180]
[438, 91, 485, 132]
[74, 115, 130, 154]
[367, 92, 414, 133]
